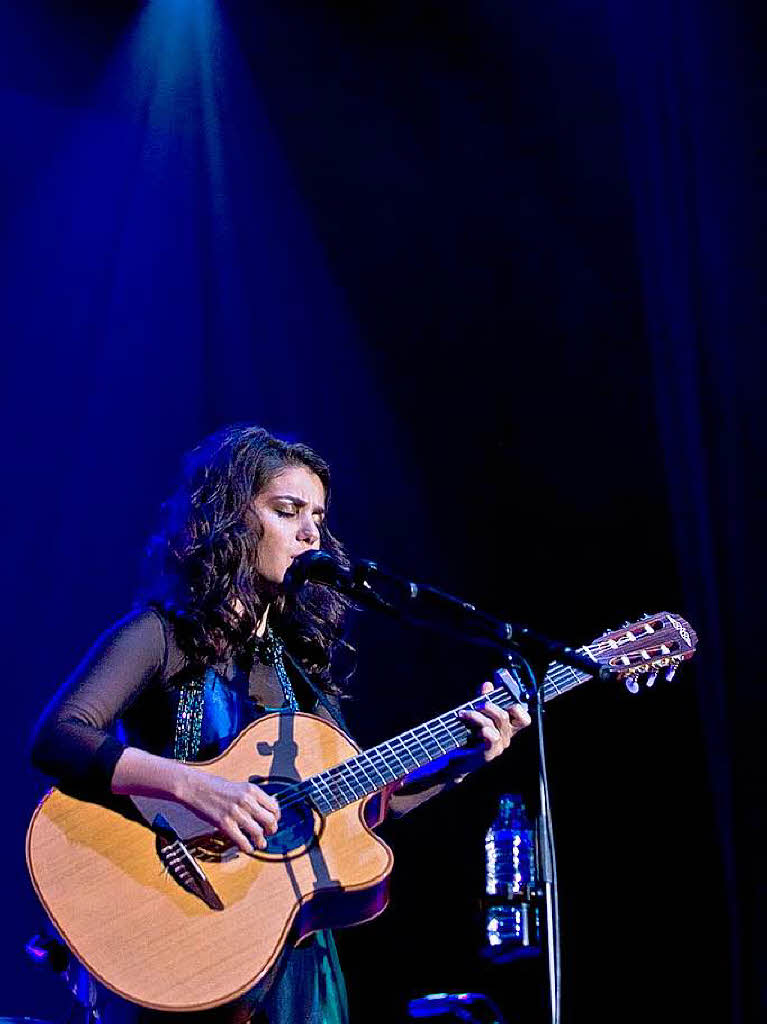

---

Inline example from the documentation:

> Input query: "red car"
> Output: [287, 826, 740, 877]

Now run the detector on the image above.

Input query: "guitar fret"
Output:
[419, 722, 447, 756]
[360, 749, 382, 781]
[380, 739, 410, 776]
[354, 756, 384, 790]
[489, 690, 513, 710]
[325, 763, 363, 802]
[349, 768, 369, 794]
[318, 767, 346, 806]
[410, 726, 436, 761]
[367, 748, 398, 785]
[438, 717, 460, 744]
[389, 736, 420, 771]
[373, 745, 398, 773]
[320, 771, 348, 810]
[546, 672, 564, 695]
[336, 763, 367, 799]
[438, 718, 463, 747]
[303, 777, 337, 814]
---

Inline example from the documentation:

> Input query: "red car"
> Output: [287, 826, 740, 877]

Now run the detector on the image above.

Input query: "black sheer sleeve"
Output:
[386, 770, 457, 818]
[30, 609, 168, 797]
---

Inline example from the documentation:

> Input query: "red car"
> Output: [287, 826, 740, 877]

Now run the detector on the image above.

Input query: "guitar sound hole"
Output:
[250, 777, 316, 857]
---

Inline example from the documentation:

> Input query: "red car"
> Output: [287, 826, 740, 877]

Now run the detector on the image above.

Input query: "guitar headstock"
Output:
[586, 612, 698, 693]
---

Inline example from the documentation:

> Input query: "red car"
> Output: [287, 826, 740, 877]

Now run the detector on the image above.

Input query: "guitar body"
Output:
[26, 713, 393, 1013]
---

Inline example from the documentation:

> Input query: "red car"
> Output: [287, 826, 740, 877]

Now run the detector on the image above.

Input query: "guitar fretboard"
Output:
[287, 647, 596, 816]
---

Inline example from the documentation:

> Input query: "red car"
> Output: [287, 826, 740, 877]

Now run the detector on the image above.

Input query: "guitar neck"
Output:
[301, 648, 596, 816]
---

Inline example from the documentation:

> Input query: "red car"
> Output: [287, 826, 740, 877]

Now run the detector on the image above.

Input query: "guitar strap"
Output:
[282, 648, 349, 734]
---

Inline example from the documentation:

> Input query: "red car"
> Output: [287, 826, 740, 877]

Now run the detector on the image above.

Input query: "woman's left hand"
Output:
[393, 675, 532, 801]
[454, 680, 531, 772]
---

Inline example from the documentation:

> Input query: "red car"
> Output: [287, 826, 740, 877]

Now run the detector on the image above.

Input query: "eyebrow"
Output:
[271, 493, 326, 514]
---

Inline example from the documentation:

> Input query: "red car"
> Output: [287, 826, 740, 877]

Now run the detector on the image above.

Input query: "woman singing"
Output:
[31, 424, 530, 1024]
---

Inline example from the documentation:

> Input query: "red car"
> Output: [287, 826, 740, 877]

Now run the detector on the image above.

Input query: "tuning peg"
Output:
[664, 663, 678, 682]
[625, 676, 640, 695]
[645, 671, 658, 688]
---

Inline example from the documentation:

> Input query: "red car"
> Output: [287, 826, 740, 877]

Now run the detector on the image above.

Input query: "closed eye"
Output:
[270, 495, 325, 523]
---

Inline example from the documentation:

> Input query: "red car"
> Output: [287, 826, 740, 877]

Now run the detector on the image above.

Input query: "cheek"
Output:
[251, 516, 275, 561]
[257, 516, 292, 555]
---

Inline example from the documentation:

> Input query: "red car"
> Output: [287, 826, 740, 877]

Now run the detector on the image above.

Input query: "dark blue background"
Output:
[1, 1, 763, 1021]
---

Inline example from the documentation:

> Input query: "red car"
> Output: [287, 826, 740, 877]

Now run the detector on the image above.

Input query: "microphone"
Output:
[283, 550, 354, 593]
[285, 550, 439, 603]
[284, 551, 413, 621]
[284, 551, 494, 636]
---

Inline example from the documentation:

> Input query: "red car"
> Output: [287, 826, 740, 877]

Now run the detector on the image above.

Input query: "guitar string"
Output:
[233, 631, 679, 833]
[269, 697, 497, 817]
[270, 677, 581, 818]
[267, 654, 631, 817]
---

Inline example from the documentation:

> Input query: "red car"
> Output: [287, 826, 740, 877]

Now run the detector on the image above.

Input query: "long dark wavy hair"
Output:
[141, 425, 353, 693]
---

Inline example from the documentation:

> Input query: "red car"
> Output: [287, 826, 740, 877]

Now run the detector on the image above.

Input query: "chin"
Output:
[255, 571, 284, 597]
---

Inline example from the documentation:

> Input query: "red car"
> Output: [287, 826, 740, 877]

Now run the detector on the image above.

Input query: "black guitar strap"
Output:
[282, 649, 350, 735]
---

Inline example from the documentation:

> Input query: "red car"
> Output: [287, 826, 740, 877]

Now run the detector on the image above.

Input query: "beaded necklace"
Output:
[173, 672, 208, 763]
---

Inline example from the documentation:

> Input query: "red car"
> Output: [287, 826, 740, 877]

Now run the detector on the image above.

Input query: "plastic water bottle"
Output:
[484, 793, 539, 952]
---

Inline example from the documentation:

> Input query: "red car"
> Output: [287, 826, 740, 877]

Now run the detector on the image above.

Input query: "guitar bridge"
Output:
[153, 814, 224, 911]
[189, 834, 238, 863]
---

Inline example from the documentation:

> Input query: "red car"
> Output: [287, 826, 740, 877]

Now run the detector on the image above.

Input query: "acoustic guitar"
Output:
[26, 612, 697, 1012]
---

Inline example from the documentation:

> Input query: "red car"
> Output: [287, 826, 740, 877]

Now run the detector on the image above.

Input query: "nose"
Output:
[297, 512, 320, 547]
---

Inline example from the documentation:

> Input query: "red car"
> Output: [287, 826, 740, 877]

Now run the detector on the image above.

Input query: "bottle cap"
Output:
[498, 793, 525, 816]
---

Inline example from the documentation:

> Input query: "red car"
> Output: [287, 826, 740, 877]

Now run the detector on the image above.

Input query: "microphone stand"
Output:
[287, 555, 617, 1024]
[519, 653, 561, 1024]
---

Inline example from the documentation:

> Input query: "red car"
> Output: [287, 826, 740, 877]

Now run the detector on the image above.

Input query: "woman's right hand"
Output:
[111, 747, 281, 854]
[180, 771, 282, 854]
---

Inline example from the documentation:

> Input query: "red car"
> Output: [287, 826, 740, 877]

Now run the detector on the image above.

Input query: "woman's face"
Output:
[251, 465, 326, 585]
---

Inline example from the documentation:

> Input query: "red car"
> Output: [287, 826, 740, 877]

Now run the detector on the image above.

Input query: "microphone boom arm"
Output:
[285, 552, 616, 683]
